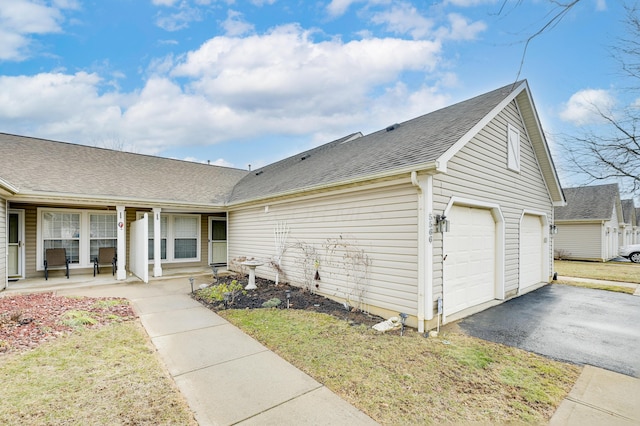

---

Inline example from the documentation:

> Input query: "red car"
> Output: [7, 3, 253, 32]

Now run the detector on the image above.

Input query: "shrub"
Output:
[196, 280, 246, 304]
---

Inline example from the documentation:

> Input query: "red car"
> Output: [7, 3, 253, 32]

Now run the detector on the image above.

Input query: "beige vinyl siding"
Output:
[0, 197, 6, 288]
[433, 100, 554, 301]
[228, 179, 419, 316]
[554, 223, 603, 260]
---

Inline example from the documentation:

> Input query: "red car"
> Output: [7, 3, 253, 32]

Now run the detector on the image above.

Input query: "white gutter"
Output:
[411, 171, 434, 333]
[9, 191, 226, 211]
[0, 177, 19, 196]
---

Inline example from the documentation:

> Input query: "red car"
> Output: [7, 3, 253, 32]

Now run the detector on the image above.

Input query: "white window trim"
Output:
[137, 212, 201, 264]
[37, 208, 117, 271]
[507, 123, 521, 172]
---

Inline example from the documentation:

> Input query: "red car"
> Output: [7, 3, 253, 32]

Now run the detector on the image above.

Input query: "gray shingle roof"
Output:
[0, 133, 248, 206]
[622, 199, 637, 225]
[554, 184, 620, 221]
[228, 81, 524, 203]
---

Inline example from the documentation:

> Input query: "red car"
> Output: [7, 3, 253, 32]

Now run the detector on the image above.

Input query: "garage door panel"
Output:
[444, 206, 496, 316]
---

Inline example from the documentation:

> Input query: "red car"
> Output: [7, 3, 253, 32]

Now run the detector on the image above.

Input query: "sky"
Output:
[0, 0, 633, 191]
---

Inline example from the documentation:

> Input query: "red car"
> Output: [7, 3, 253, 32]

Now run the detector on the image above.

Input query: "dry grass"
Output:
[554, 280, 636, 294]
[220, 309, 580, 425]
[555, 260, 640, 283]
[0, 321, 196, 425]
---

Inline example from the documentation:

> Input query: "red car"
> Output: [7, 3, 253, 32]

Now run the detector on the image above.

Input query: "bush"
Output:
[196, 280, 246, 304]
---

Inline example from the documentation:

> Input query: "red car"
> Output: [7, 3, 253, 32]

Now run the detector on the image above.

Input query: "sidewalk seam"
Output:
[565, 396, 637, 422]
[171, 348, 271, 378]
[230, 384, 325, 425]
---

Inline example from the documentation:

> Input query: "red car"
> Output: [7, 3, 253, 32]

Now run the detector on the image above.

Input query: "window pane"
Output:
[175, 216, 198, 238]
[90, 239, 117, 260]
[212, 221, 226, 240]
[148, 239, 167, 260]
[44, 240, 79, 264]
[175, 239, 197, 259]
[90, 214, 116, 238]
[43, 212, 80, 239]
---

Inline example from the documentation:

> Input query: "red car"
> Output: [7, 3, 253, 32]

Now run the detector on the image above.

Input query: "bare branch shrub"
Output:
[323, 235, 371, 312]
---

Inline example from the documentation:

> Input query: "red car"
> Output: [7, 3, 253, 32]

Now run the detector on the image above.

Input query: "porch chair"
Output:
[93, 247, 117, 277]
[44, 248, 70, 280]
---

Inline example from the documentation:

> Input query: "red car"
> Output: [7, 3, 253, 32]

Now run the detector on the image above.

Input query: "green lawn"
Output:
[220, 309, 580, 425]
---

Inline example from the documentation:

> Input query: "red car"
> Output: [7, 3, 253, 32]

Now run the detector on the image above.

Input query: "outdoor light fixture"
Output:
[435, 214, 450, 233]
[223, 292, 231, 309]
[549, 224, 558, 235]
[285, 289, 291, 309]
[399, 312, 408, 336]
[189, 277, 195, 293]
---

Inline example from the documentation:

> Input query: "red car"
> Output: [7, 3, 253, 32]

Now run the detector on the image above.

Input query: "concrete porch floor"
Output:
[2, 266, 224, 295]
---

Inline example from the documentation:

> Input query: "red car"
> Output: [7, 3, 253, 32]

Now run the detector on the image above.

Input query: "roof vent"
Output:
[386, 123, 400, 132]
[301, 154, 310, 160]
[255, 170, 263, 176]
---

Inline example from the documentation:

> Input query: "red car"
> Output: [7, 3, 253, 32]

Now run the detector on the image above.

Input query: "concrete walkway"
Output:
[53, 277, 378, 426]
[550, 365, 640, 425]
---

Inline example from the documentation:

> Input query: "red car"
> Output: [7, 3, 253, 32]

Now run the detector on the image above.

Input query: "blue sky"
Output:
[0, 0, 630, 189]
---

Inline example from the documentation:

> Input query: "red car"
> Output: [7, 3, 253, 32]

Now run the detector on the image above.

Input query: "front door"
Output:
[8, 210, 24, 279]
[209, 218, 227, 265]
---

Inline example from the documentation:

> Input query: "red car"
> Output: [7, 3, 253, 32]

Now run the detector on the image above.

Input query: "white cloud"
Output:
[0, 0, 77, 60]
[171, 24, 441, 115]
[370, 3, 434, 39]
[559, 89, 616, 125]
[0, 24, 452, 158]
[0, 71, 125, 140]
[155, 5, 202, 31]
[250, 0, 276, 5]
[181, 156, 235, 167]
[444, 0, 498, 6]
[595, 0, 607, 12]
[326, 0, 361, 17]
[221, 10, 254, 36]
[439, 13, 486, 40]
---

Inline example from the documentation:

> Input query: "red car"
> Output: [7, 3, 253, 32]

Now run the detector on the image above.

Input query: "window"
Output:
[147, 215, 167, 260]
[39, 209, 117, 268]
[507, 123, 520, 172]
[43, 212, 80, 264]
[174, 216, 198, 259]
[138, 212, 200, 262]
[90, 214, 117, 261]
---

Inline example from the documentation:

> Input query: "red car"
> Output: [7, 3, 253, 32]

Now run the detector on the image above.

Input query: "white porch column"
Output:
[153, 207, 162, 277]
[116, 206, 127, 280]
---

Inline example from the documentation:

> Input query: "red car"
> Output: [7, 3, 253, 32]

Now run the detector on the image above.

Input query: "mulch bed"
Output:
[0, 292, 136, 355]
[192, 275, 386, 327]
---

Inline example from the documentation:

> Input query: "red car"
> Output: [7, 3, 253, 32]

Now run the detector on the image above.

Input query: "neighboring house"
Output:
[621, 199, 637, 246]
[1, 80, 565, 331]
[554, 184, 623, 262]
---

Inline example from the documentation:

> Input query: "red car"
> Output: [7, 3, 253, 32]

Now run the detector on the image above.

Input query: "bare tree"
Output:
[558, 3, 640, 193]
[495, 0, 582, 82]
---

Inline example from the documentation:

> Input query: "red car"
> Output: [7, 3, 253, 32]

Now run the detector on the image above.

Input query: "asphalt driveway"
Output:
[457, 284, 640, 377]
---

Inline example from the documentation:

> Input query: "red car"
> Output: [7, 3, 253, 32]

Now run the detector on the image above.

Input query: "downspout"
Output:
[411, 171, 434, 333]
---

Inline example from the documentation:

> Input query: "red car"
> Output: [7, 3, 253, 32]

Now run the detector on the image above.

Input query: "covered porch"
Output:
[2, 264, 226, 295]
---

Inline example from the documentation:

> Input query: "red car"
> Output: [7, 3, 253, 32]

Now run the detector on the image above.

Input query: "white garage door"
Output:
[520, 214, 543, 290]
[444, 205, 496, 316]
